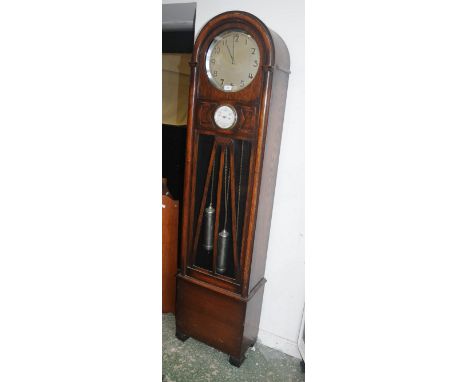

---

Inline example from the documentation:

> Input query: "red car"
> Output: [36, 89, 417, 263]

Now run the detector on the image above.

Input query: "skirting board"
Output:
[257, 328, 302, 359]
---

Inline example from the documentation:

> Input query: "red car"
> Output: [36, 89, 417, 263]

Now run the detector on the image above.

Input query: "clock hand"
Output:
[226, 43, 234, 64]
[232, 35, 235, 64]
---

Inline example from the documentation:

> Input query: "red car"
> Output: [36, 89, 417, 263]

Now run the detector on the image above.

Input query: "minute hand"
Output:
[232, 36, 235, 64]
[226, 43, 234, 64]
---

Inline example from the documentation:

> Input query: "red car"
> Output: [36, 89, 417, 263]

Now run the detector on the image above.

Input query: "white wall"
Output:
[163, 0, 305, 358]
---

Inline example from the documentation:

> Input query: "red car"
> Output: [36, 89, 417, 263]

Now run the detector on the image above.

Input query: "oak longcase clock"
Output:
[175, 11, 290, 367]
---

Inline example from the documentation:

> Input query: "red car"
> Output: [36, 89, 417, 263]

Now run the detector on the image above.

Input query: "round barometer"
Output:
[213, 105, 237, 129]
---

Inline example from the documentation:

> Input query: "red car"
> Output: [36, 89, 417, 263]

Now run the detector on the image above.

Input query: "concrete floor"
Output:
[163, 314, 305, 382]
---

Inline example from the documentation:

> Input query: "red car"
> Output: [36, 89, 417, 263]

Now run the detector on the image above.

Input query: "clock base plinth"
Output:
[175, 330, 189, 342]
[229, 355, 245, 368]
[175, 274, 265, 366]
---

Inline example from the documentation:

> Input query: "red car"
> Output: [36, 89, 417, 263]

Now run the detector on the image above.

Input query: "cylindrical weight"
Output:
[202, 205, 215, 251]
[216, 229, 230, 274]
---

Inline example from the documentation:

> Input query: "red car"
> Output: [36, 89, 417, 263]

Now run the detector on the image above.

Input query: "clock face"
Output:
[206, 30, 260, 92]
[214, 105, 237, 129]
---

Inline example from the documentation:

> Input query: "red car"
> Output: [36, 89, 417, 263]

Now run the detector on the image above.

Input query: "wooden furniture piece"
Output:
[175, 11, 290, 366]
[162, 178, 179, 313]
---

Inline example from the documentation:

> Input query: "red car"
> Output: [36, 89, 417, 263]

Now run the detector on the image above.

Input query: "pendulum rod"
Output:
[202, 154, 216, 251]
[236, 140, 244, 236]
[212, 144, 226, 273]
[191, 142, 218, 260]
[216, 146, 231, 275]
[210, 158, 215, 204]
[229, 141, 239, 277]
[223, 152, 229, 231]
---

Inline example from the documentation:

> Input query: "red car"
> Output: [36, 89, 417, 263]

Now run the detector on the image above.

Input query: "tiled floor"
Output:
[162, 314, 305, 382]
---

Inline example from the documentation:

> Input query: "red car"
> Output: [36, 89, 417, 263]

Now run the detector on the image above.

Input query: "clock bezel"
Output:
[213, 104, 238, 129]
[205, 29, 260, 93]
[194, 17, 271, 103]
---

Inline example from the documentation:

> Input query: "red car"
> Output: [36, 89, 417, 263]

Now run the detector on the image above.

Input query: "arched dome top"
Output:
[192, 11, 289, 73]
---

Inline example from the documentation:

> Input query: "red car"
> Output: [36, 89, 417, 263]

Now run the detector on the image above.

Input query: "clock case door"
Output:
[189, 133, 252, 289]
[176, 11, 290, 365]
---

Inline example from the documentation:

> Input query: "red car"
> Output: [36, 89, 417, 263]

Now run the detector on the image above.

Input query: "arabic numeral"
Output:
[215, 46, 220, 54]
[253, 60, 258, 67]
[211, 58, 215, 64]
[250, 47, 256, 54]
[213, 70, 217, 77]
[240, 80, 245, 87]
[220, 78, 224, 85]
[234, 34, 239, 42]
[248, 73, 253, 79]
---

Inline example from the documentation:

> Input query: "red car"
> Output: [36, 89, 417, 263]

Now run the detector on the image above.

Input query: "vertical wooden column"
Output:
[162, 178, 179, 313]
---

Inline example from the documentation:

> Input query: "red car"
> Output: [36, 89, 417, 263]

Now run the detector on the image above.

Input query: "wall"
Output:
[162, 0, 305, 358]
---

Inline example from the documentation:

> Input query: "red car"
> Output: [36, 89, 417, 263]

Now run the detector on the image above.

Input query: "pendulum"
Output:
[216, 147, 231, 274]
[216, 149, 230, 274]
[236, 140, 244, 237]
[202, 157, 216, 251]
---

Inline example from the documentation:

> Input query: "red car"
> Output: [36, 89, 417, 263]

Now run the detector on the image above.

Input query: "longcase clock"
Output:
[175, 11, 290, 367]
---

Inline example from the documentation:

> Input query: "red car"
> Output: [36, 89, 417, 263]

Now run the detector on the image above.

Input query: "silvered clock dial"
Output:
[206, 30, 260, 92]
